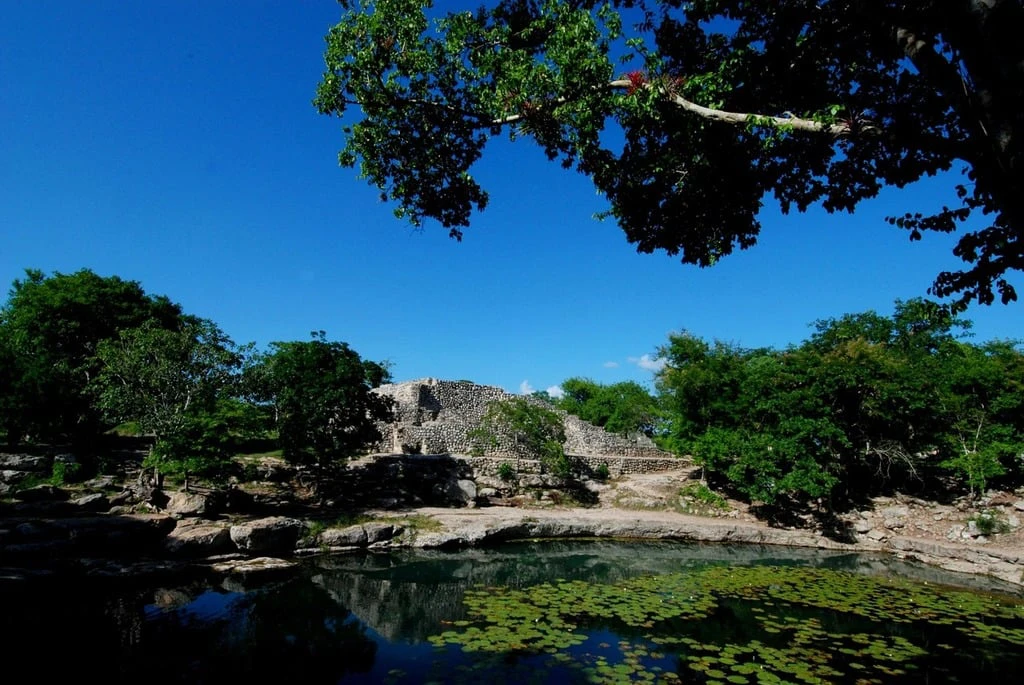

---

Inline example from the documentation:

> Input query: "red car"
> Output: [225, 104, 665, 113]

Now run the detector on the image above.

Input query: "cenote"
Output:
[6, 541, 1023, 683]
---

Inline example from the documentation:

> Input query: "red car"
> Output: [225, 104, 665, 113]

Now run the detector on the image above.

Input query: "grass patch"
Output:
[391, 513, 443, 533]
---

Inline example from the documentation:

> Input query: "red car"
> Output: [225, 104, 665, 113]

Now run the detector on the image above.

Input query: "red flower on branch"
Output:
[625, 70, 646, 95]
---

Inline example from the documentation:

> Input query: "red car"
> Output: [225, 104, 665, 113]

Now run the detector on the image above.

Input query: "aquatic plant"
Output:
[426, 564, 1024, 683]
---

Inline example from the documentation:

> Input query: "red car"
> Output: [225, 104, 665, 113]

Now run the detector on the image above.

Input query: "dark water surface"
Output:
[4, 541, 1022, 683]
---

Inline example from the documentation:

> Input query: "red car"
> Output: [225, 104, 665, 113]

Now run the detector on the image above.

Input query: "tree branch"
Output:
[488, 80, 874, 136]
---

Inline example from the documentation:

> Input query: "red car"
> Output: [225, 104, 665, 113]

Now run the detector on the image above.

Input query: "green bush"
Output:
[50, 459, 82, 485]
[969, 510, 1011, 536]
[594, 463, 611, 481]
[497, 462, 515, 481]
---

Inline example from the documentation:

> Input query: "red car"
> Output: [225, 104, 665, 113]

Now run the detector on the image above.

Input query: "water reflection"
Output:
[2, 541, 1020, 683]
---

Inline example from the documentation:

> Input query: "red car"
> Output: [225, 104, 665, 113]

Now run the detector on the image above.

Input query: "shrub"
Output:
[497, 462, 515, 481]
[594, 463, 611, 481]
[969, 510, 1011, 536]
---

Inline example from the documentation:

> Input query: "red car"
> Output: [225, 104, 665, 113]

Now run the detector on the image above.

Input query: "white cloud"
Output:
[628, 354, 667, 372]
[519, 380, 535, 395]
[602, 361, 619, 368]
[546, 385, 565, 399]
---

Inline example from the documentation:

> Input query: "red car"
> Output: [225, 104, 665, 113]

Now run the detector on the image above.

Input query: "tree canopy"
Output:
[256, 333, 393, 475]
[556, 377, 660, 437]
[655, 299, 1024, 506]
[95, 319, 243, 488]
[316, 0, 1024, 308]
[0, 268, 186, 444]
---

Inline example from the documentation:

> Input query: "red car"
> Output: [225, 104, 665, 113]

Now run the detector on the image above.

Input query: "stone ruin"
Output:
[371, 378, 673, 462]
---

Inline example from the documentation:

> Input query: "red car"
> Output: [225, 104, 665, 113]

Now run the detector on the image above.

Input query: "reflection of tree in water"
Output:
[1, 576, 375, 684]
[128, 579, 376, 684]
[1, 583, 150, 676]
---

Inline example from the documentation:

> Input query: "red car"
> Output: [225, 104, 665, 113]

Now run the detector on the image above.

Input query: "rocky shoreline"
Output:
[3, 504, 1022, 590]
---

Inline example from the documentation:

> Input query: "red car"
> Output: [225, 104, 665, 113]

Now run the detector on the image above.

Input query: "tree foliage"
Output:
[316, 0, 1024, 309]
[473, 396, 570, 477]
[656, 299, 1024, 505]
[94, 319, 242, 488]
[257, 333, 393, 474]
[556, 377, 660, 437]
[0, 269, 186, 445]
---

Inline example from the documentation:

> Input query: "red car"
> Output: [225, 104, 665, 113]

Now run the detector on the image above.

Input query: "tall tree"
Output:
[0, 269, 185, 445]
[260, 333, 392, 482]
[316, 0, 1024, 308]
[94, 319, 241, 489]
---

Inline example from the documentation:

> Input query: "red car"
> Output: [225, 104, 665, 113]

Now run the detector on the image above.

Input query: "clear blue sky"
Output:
[2, 1, 1020, 396]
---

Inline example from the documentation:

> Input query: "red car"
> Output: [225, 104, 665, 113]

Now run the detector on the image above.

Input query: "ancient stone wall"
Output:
[372, 378, 673, 461]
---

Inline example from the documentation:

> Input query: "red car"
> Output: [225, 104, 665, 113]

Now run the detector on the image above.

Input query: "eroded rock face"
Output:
[316, 522, 403, 548]
[72, 493, 110, 512]
[230, 517, 303, 555]
[165, 523, 234, 557]
[0, 454, 50, 471]
[320, 524, 368, 547]
[165, 491, 215, 517]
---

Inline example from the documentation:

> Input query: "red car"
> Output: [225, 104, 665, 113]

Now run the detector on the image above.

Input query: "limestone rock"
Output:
[230, 516, 303, 554]
[72, 493, 110, 511]
[165, 523, 233, 557]
[0, 454, 49, 471]
[84, 475, 117, 490]
[210, 556, 298, 576]
[364, 522, 402, 544]
[880, 505, 909, 529]
[165, 490, 213, 517]
[320, 524, 368, 547]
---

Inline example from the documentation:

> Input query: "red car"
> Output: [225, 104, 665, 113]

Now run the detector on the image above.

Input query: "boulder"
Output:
[72, 493, 110, 511]
[165, 491, 213, 517]
[165, 523, 234, 557]
[320, 524, 368, 547]
[0, 454, 49, 471]
[84, 476, 117, 490]
[880, 505, 909, 529]
[364, 522, 402, 544]
[435, 478, 478, 506]
[230, 517, 303, 554]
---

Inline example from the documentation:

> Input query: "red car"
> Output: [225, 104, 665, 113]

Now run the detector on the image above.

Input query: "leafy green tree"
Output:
[472, 397, 569, 477]
[935, 339, 1024, 496]
[0, 268, 185, 445]
[316, 0, 1024, 309]
[95, 319, 241, 490]
[655, 299, 1024, 507]
[260, 333, 392, 481]
[557, 377, 660, 437]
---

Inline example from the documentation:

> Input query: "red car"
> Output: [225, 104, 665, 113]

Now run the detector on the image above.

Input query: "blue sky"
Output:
[2, 1, 1020, 396]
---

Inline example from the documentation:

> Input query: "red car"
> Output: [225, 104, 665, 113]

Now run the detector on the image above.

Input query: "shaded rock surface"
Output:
[209, 556, 298, 576]
[165, 522, 234, 557]
[230, 517, 303, 554]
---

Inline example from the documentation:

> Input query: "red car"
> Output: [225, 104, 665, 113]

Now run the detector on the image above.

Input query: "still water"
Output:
[4, 541, 1022, 683]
